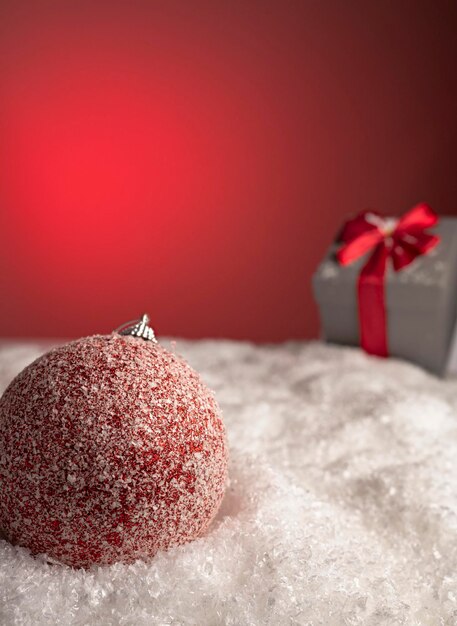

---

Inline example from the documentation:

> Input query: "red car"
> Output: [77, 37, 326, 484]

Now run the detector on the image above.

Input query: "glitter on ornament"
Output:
[0, 318, 228, 568]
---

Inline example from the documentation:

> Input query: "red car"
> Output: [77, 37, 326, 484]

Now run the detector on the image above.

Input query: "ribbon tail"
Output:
[358, 242, 389, 357]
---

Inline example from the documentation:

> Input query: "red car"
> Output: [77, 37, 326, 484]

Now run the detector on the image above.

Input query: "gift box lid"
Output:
[313, 217, 457, 311]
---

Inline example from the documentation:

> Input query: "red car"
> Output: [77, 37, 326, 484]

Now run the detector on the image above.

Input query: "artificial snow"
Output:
[1, 338, 457, 625]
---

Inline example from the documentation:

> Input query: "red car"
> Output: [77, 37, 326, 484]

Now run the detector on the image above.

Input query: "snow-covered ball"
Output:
[0, 334, 228, 568]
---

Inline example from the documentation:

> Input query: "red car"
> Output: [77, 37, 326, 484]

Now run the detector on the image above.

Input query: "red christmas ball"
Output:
[0, 332, 228, 568]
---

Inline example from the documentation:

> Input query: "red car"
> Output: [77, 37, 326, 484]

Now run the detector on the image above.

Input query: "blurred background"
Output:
[1, 1, 457, 341]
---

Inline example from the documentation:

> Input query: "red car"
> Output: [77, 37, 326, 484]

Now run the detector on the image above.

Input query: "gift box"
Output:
[312, 205, 457, 376]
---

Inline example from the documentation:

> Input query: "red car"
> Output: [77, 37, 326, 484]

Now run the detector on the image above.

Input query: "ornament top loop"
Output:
[114, 314, 157, 343]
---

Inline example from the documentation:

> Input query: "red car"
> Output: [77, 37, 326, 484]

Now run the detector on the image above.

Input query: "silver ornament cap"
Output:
[114, 313, 157, 343]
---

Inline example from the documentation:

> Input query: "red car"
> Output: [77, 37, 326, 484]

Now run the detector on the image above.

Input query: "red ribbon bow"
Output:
[336, 203, 440, 357]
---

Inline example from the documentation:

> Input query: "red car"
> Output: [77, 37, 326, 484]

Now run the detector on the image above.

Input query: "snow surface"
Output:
[1, 339, 457, 625]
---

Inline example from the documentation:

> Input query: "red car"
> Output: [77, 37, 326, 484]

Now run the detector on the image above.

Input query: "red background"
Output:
[1, 1, 457, 341]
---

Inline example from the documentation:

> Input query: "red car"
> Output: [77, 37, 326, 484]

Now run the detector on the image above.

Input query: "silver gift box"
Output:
[312, 217, 457, 376]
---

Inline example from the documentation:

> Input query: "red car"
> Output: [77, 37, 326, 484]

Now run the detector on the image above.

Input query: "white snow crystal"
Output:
[1, 338, 457, 625]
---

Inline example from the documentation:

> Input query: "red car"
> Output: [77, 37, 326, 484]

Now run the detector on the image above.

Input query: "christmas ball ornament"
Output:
[0, 315, 228, 568]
